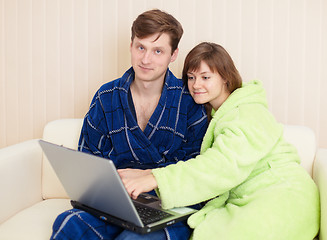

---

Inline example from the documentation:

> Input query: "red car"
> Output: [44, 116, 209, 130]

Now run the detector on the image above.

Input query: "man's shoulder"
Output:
[98, 77, 130, 95]
[166, 69, 183, 86]
[164, 70, 196, 106]
[99, 78, 120, 91]
[165, 72, 188, 96]
[97, 68, 133, 93]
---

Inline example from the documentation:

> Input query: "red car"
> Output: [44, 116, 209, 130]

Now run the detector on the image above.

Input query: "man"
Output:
[51, 9, 207, 240]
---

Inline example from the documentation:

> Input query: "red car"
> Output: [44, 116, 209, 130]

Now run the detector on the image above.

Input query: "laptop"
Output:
[39, 140, 197, 234]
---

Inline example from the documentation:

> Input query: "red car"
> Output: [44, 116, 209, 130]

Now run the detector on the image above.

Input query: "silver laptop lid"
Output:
[39, 140, 143, 227]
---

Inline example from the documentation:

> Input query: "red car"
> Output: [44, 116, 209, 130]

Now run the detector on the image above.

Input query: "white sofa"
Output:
[0, 119, 326, 239]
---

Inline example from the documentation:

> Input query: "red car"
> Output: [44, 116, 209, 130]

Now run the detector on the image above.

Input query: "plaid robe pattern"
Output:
[51, 67, 208, 240]
[79, 67, 208, 169]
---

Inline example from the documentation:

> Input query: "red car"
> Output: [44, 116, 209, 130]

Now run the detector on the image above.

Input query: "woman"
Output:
[119, 42, 320, 240]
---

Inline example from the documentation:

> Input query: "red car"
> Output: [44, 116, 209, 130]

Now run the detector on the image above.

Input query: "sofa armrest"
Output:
[313, 148, 327, 240]
[0, 140, 43, 224]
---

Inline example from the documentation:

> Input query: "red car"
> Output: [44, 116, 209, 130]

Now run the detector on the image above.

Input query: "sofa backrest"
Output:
[41, 119, 317, 199]
[283, 124, 316, 176]
[42, 118, 83, 199]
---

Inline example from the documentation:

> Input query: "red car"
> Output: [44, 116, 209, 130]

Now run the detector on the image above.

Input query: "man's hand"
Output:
[118, 169, 158, 199]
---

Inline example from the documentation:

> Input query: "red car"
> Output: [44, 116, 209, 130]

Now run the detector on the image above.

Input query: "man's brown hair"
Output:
[131, 9, 183, 54]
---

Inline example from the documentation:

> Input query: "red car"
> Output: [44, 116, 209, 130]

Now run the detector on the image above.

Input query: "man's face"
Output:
[130, 33, 178, 83]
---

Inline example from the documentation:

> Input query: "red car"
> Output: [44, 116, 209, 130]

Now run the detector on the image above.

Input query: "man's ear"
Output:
[170, 48, 179, 63]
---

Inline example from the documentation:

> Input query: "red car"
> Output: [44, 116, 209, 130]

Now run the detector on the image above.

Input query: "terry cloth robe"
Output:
[51, 67, 208, 240]
[152, 81, 320, 240]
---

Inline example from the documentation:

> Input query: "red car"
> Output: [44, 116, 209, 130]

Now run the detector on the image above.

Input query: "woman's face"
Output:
[187, 61, 230, 110]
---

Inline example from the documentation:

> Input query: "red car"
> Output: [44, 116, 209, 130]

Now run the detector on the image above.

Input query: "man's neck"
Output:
[130, 77, 165, 131]
[131, 77, 164, 97]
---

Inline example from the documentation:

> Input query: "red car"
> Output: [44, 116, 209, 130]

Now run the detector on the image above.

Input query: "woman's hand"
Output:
[118, 169, 158, 199]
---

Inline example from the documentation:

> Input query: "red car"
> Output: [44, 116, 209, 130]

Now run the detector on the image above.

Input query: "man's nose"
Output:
[141, 51, 151, 64]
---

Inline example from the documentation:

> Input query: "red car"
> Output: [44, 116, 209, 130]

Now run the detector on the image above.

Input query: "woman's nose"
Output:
[192, 79, 201, 89]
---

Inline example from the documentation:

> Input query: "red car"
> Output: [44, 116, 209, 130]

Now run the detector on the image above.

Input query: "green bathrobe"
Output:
[152, 81, 320, 240]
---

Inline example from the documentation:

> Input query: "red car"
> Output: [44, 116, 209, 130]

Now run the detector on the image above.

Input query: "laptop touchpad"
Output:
[136, 194, 159, 204]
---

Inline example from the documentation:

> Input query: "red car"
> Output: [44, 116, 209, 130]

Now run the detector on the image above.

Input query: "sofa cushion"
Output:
[0, 199, 71, 239]
[42, 119, 83, 199]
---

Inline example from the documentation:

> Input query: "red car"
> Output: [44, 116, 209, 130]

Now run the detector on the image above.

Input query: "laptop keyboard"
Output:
[135, 204, 172, 225]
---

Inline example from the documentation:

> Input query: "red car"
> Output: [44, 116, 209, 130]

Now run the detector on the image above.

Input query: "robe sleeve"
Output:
[78, 90, 112, 158]
[152, 105, 283, 209]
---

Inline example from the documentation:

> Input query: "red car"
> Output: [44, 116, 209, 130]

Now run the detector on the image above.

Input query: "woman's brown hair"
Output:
[182, 42, 242, 93]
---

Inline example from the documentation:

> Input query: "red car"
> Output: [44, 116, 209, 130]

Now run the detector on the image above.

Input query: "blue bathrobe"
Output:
[51, 67, 208, 240]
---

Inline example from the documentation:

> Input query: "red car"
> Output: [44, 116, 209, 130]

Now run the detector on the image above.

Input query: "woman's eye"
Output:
[187, 76, 194, 80]
[203, 76, 210, 80]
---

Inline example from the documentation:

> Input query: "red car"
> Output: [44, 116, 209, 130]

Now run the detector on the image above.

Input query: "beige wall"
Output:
[1, 0, 326, 148]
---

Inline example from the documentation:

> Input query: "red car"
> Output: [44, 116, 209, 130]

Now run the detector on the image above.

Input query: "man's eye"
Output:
[138, 46, 144, 50]
[155, 50, 161, 54]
